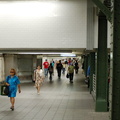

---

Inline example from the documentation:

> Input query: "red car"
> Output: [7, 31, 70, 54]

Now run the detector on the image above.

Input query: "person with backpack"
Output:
[68, 63, 75, 83]
[51, 59, 55, 75]
[48, 63, 53, 81]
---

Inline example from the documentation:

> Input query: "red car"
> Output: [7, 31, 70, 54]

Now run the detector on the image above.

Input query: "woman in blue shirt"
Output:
[5, 68, 21, 111]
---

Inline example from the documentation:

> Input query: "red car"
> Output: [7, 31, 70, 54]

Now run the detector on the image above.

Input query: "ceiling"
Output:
[0, 48, 86, 56]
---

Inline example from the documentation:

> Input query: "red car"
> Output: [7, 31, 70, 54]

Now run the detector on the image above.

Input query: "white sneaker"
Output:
[37, 92, 40, 95]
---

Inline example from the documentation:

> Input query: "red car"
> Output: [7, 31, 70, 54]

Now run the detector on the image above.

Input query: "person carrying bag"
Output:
[68, 63, 75, 83]
[5, 68, 21, 111]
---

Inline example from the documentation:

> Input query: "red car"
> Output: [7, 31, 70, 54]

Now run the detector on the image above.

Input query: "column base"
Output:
[95, 99, 108, 112]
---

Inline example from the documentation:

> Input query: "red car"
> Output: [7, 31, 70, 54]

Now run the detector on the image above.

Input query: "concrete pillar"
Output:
[33, 55, 37, 69]
[0, 54, 5, 82]
[4, 54, 18, 76]
[32, 55, 37, 79]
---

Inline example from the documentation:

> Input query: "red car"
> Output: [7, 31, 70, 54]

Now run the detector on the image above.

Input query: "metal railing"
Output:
[92, 74, 96, 100]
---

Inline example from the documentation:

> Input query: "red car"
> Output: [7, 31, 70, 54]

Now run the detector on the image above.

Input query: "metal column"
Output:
[95, 11, 108, 112]
[111, 0, 120, 119]
[84, 55, 88, 77]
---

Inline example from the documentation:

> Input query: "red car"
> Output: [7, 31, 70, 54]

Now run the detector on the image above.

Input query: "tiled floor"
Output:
[0, 70, 109, 120]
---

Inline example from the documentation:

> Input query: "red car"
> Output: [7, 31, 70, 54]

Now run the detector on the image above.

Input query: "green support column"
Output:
[95, 11, 108, 112]
[111, 0, 120, 119]
[89, 52, 95, 93]
[84, 55, 88, 77]
[92, 0, 112, 23]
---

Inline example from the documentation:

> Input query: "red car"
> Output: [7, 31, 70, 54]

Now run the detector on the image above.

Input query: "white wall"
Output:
[0, 0, 87, 49]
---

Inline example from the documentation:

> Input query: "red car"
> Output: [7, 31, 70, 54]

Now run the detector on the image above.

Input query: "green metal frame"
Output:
[92, 0, 112, 23]
[84, 55, 88, 77]
[111, 0, 120, 119]
[95, 11, 108, 112]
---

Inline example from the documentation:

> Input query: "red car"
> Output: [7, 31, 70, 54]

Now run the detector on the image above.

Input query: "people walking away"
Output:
[43, 59, 49, 77]
[56, 60, 63, 79]
[68, 63, 75, 83]
[51, 59, 55, 75]
[34, 66, 44, 94]
[48, 63, 53, 81]
[68, 58, 72, 65]
[62, 62, 66, 74]
[65, 59, 68, 71]
[5, 68, 21, 111]
[65, 59, 68, 65]
[75, 60, 79, 74]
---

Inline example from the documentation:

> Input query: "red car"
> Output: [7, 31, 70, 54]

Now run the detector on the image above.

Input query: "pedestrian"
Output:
[65, 59, 68, 71]
[34, 66, 44, 94]
[86, 66, 90, 88]
[48, 63, 53, 81]
[51, 59, 55, 75]
[65, 59, 68, 65]
[56, 60, 63, 79]
[62, 62, 66, 74]
[68, 63, 75, 83]
[75, 60, 79, 74]
[43, 59, 49, 77]
[68, 58, 72, 65]
[5, 68, 21, 111]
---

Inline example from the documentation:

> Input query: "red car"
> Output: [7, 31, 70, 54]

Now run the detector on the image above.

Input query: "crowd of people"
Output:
[4, 58, 80, 111]
[42, 58, 79, 81]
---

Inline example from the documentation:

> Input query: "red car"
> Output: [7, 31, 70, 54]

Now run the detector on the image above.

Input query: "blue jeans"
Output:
[62, 68, 65, 74]
[44, 68, 48, 77]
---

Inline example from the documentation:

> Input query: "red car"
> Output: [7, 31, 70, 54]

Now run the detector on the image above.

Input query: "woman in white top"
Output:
[34, 66, 44, 94]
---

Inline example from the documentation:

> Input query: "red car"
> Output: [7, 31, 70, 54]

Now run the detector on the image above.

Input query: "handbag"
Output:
[32, 79, 35, 83]
[4, 86, 9, 95]
[66, 73, 69, 78]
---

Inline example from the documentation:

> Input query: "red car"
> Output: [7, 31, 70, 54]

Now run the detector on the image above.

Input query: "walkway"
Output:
[0, 70, 109, 120]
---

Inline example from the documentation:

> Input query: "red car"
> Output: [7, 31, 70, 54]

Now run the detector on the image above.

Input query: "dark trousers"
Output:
[75, 68, 78, 74]
[57, 69, 61, 78]
[62, 68, 65, 74]
[69, 73, 74, 81]
[49, 72, 52, 80]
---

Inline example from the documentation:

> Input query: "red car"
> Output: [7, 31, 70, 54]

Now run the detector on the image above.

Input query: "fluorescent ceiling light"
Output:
[16, 52, 72, 55]
[60, 53, 76, 57]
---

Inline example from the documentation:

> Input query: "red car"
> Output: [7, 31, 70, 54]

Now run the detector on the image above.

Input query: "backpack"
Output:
[65, 61, 68, 64]
[49, 66, 53, 72]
